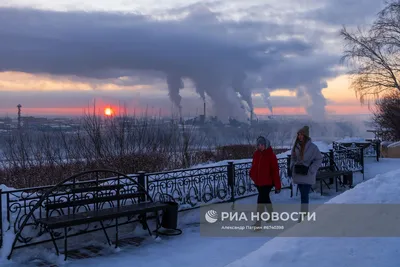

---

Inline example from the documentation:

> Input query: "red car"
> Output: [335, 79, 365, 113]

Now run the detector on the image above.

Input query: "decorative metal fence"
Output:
[144, 157, 293, 211]
[364, 144, 377, 157]
[333, 140, 380, 161]
[0, 147, 364, 250]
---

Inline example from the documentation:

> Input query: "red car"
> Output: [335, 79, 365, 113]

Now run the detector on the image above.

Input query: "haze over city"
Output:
[0, 0, 386, 120]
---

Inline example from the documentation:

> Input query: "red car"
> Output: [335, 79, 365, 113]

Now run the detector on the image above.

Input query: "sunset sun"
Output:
[104, 107, 114, 116]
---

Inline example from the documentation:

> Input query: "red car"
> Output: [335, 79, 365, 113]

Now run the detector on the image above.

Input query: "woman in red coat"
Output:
[249, 136, 281, 226]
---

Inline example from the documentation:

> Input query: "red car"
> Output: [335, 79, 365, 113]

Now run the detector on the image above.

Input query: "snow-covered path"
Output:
[226, 165, 400, 267]
[1, 157, 399, 267]
[69, 157, 400, 267]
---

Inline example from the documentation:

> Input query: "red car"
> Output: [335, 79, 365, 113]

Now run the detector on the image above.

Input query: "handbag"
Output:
[294, 164, 309, 175]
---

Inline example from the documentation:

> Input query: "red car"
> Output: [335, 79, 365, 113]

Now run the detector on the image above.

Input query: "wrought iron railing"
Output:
[333, 140, 380, 161]
[0, 147, 364, 250]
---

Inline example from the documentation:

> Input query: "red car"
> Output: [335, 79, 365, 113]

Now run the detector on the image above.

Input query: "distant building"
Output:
[21, 116, 48, 129]
[0, 117, 12, 130]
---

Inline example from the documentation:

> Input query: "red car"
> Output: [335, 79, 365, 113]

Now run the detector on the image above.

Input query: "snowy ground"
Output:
[1, 157, 398, 267]
[227, 165, 400, 267]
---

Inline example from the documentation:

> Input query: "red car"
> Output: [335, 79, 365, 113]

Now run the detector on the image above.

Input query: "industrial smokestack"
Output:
[203, 102, 206, 118]
[17, 104, 22, 129]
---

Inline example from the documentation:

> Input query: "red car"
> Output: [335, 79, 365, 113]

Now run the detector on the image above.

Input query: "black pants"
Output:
[255, 185, 273, 223]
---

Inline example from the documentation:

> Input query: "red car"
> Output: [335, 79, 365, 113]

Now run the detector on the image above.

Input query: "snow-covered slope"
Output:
[225, 168, 400, 267]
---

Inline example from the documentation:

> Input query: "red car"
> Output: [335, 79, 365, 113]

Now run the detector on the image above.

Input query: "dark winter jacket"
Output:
[249, 147, 281, 190]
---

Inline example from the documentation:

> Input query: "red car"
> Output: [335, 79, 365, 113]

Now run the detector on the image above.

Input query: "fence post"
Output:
[360, 148, 365, 180]
[375, 140, 381, 162]
[137, 171, 146, 202]
[287, 155, 293, 198]
[329, 149, 334, 184]
[227, 162, 235, 209]
[332, 141, 339, 150]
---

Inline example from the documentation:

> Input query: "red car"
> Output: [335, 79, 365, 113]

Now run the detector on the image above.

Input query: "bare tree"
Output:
[372, 90, 400, 140]
[341, 0, 400, 103]
[1, 101, 260, 188]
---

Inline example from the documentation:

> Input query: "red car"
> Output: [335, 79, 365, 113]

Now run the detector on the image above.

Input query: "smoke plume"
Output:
[0, 6, 340, 121]
[166, 74, 184, 116]
[261, 91, 274, 115]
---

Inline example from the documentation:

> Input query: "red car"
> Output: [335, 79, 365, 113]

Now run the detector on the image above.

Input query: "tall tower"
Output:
[203, 102, 206, 119]
[17, 104, 22, 129]
[179, 106, 183, 124]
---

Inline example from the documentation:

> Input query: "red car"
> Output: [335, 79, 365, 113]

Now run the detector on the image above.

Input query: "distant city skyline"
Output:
[0, 74, 373, 118]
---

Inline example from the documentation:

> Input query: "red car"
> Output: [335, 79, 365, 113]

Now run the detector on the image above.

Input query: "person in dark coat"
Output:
[249, 136, 281, 226]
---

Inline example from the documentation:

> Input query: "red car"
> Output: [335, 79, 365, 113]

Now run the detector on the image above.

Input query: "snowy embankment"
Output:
[225, 167, 400, 267]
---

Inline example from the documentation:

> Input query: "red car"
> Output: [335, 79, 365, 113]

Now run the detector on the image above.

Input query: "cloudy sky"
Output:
[0, 0, 387, 119]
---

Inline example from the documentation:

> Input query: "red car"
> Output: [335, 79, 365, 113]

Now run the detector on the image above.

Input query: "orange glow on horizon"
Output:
[0, 71, 373, 117]
[254, 107, 306, 115]
[0, 104, 372, 118]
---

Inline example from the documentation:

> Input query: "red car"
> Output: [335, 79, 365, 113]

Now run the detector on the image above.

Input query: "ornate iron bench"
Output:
[315, 166, 353, 195]
[7, 169, 174, 261]
[295, 166, 353, 196]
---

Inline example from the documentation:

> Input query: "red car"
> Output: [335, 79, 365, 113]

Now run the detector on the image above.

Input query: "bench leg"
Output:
[143, 219, 152, 237]
[115, 218, 119, 249]
[100, 221, 111, 246]
[344, 173, 353, 188]
[49, 229, 60, 256]
[138, 214, 153, 237]
[338, 175, 345, 188]
[335, 176, 338, 192]
[349, 175, 354, 188]
[64, 227, 68, 261]
[152, 212, 160, 239]
[323, 180, 331, 190]
[320, 180, 323, 196]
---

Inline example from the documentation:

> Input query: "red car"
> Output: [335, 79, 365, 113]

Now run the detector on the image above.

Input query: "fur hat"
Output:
[297, 126, 310, 137]
[256, 136, 271, 148]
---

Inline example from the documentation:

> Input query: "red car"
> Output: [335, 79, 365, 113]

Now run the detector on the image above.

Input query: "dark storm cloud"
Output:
[0, 7, 309, 77]
[0, 4, 342, 120]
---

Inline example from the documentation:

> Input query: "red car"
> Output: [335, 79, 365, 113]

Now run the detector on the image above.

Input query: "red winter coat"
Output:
[249, 147, 281, 190]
